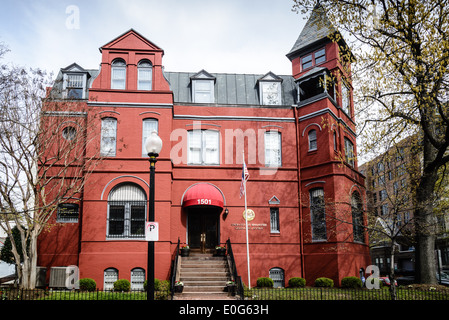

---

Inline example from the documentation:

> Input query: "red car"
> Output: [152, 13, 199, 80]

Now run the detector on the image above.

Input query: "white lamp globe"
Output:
[145, 131, 163, 155]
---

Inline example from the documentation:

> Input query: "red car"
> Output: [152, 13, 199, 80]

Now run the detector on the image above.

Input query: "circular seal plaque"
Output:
[243, 209, 255, 221]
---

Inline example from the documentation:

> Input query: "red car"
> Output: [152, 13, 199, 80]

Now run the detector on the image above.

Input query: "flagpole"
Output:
[243, 150, 251, 289]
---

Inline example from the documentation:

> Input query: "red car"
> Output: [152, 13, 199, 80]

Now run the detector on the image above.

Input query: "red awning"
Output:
[181, 183, 224, 208]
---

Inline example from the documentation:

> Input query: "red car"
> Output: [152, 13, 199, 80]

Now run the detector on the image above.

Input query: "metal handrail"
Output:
[169, 238, 180, 299]
[226, 238, 244, 299]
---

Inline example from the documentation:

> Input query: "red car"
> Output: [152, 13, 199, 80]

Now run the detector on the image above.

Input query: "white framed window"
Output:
[341, 81, 350, 115]
[344, 137, 354, 167]
[187, 130, 219, 165]
[111, 59, 126, 89]
[269, 267, 284, 288]
[308, 129, 317, 151]
[104, 268, 118, 291]
[192, 79, 214, 103]
[138, 60, 152, 90]
[107, 183, 147, 239]
[142, 119, 158, 156]
[310, 188, 326, 241]
[270, 208, 280, 233]
[131, 268, 145, 291]
[66, 73, 85, 99]
[264, 131, 282, 167]
[101, 118, 117, 157]
[260, 82, 282, 105]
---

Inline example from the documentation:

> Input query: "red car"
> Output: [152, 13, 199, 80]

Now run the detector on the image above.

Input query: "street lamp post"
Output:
[145, 131, 162, 301]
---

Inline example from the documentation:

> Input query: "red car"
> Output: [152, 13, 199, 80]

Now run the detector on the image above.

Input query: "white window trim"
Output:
[62, 73, 87, 99]
[259, 81, 282, 105]
[264, 130, 282, 167]
[111, 60, 126, 90]
[192, 79, 215, 103]
[142, 119, 158, 156]
[308, 130, 317, 151]
[187, 130, 220, 165]
[101, 118, 117, 157]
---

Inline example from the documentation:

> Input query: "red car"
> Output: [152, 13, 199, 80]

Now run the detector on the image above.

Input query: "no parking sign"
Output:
[145, 222, 159, 241]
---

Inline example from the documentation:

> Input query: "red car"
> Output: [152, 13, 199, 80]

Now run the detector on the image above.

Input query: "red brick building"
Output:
[38, 6, 370, 290]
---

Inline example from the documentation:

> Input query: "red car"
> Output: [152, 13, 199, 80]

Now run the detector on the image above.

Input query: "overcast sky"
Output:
[0, 0, 306, 77]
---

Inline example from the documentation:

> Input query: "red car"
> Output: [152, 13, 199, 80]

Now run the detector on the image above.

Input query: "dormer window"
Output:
[66, 74, 84, 99]
[61, 63, 88, 100]
[111, 59, 126, 89]
[191, 70, 215, 103]
[258, 72, 283, 106]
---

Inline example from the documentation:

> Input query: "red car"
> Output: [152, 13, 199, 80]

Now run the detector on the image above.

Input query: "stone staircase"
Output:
[177, 250, 231, 297]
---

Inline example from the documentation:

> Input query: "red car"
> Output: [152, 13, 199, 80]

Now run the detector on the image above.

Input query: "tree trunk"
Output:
[389, 247, 397, 300]
[414, 141, 438, 285]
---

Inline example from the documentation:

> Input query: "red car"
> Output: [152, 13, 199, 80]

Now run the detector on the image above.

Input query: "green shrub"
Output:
[257, 277, 274, 288]
[144, 279, 170, 291]
[113, 279, 131, 292]
[79, 278, 96, 291]
[314, 277, 334, 287]
[288, 277, 306, 288]
[341, 276, 362, 289]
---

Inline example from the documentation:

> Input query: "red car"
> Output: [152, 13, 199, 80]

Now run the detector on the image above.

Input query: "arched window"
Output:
[351, 191, 365, 243]
[111, 59, 126, 89]
[308, 129, 317, 151]
[310, 188, 326, 241]
[131, 268, 145, 291]
[107, 183, 147, 239]
[269, 267, 284, 288]
[138, 60, 152, 90]
[104, 268, 118, 291]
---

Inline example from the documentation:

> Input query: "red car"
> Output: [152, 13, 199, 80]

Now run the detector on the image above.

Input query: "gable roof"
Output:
[287, 5, 337, 58]
[99, 29, 164, 53]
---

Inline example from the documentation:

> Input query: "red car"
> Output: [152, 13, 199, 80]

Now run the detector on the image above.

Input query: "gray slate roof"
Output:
[287, 5, 337, 58]
[165, 71, 297, 106]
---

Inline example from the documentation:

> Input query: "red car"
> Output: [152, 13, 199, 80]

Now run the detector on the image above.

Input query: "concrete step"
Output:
[182, 285, 226, 293]
[180, 276, 229, 281]
[181, 261, 227, 269]
[183, 280, 228, 286]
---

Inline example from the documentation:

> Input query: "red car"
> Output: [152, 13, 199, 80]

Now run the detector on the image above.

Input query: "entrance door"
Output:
[188, 208, 219, 253]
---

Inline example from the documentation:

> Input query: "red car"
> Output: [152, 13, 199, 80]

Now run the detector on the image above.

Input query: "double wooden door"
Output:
[188, 210, 219, 253]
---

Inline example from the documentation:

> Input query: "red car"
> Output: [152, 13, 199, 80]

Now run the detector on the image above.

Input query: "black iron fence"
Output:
[0, 288, 171, 301]
[243, 286, 449, 300]
[1, 286, 448, 301]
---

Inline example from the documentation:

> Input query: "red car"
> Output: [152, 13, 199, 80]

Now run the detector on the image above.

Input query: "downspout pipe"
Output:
[293, 105, 305, 279]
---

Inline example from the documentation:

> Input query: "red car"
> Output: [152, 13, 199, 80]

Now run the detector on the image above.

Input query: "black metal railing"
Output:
[1, 286, 447, 301]
[0, 288, 171, 301]
[226, 238, 244, 299]
[169, 238, 181, 299]
[242, 286, 449, 300]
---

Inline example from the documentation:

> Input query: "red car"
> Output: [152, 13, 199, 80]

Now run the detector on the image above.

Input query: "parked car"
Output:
[396, 273, 449, 286]
[379, 277, 398, 286]
[436, 272, 449, 286]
